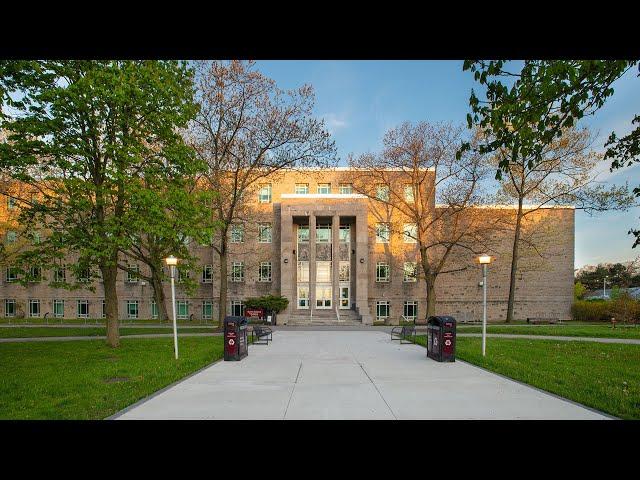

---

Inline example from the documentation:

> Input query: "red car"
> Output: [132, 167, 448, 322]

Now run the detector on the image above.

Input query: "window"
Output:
[316, 284, 332, 308]
[5, 267, 18, 283]
[126, 264, 139, 283]
[259, 262, 272, 282]
[258, 184, 272, 203]
[127, 300, 139, 319]
[316, 261, 332, 283]
[316, 223, 331, 243]
[295, 183, 309, 194]
[53, 299, 64, 318]
[403, 301, 417, 322]
[317, 183, 331, 194]
[177, 301, 189, 320]
[230, 224, 244, 243]
[297, 285, 309, 309]
[403, 262, 418, 282]
[376, 301, 390, 321]
[376, 262, 390, 282]
[102, 300, 106, 318]
[202, 301, 213, 320]
[29, 266, 42, 282]
[202, 265, 214, 283]
[29, 299, 40, 318]
[339, 183, 353, 194]
[180, 235, 192, 247]
[151, 300, 158, 320]
[53, 265, 66, 283]
[231, 300, 244, 317]
[77, 300, 89, 318]
[297, 225, 309, 242]
[231, 262, 244, 282]
[376, 223, 390, 243]
[178, 269, 191, 283]
[5, 299, 16, 317]
[339, 225, 350, 243]
[77, 268, 90, 283]
[6, 231, 16, 244]
[258, 223, 272, 243]
[376, 184, 389, 201]
[7, 196, 17, 209]
[339, 262, 350, 282]
[297, 261, 309, 282]
[403, 223, 417, 243]
[404, 184, 415, 202]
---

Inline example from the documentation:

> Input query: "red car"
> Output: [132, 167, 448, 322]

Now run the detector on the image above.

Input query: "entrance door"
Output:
[339, 284, 350, 309]
[315, 284, 332, 309]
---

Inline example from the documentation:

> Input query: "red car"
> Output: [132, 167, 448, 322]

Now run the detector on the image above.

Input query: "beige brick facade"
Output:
[0, 168, 574, 323]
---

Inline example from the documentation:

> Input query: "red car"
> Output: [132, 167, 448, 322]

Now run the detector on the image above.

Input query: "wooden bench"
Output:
[526, 317, 559, 325]
[390, 324, 416, 344]
[251, 325, 273, 345]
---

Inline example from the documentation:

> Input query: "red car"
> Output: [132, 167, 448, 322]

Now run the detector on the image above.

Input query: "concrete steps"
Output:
[286, 309, 362, 326]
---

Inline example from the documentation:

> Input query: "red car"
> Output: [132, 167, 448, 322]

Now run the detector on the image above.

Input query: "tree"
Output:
[492, 126, 634, 322]
[0, 61, 197, 347]
[574, 281, 586, 300]
[349, 121, 495, 319]
[187, 60, 337, 326]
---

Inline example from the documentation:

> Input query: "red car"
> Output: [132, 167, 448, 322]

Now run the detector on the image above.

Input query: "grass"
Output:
[414, 335, 640, 419]
[0, 336, 228, 419]
[457, 323, 640, 339]
[0, 327, 218, 339]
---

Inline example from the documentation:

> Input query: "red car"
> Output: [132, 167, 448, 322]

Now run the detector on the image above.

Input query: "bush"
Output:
[574, 282, 586, 300]
[244, 295, 289, 314]
[572, 296, 640, 323]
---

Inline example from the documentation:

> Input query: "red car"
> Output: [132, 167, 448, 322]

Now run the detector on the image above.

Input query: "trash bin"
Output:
[224, 316, 248, 361]
[426, 316, 456, 362]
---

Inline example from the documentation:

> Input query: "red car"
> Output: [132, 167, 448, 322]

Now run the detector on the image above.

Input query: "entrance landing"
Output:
[114, 331, 608, 420]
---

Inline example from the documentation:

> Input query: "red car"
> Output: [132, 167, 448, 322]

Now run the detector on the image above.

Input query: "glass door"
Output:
[315, 284, 332, 309]
[339, 284, 350, 309]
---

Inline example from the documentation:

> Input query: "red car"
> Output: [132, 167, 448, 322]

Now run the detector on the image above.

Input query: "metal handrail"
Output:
[336, 306, 341, 322]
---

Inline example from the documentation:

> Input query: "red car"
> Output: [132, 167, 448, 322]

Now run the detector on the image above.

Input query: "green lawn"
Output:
[0, 337, 226, 419]
[457, 324, 640, 339]
[0, 317, 216, 326]
[0, 327, 218, 339]
[415, 335, 640, 419]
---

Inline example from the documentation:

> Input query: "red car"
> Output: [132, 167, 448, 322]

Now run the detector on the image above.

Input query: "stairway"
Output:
[286, 308, 362, 326]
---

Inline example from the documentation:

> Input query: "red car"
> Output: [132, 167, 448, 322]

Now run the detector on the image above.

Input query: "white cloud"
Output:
[322, 113, 349, 134]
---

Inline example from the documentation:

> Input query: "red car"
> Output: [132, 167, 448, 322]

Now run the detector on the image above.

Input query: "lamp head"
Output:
[165, 255, 178, 267]
[478, 254, 492, 265]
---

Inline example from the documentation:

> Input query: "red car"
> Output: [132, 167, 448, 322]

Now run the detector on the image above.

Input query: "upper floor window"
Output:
[258, 223, 272, 243]
[77, 267, 90, 283]
[295, 183, 309, 194]
[297, 261, 310, 282]
[376, 184, 389, 202]
[339, 183, 353, 194]
[178, 268, 191, 283]
[29, 266, 42, 282]
[403, 223, 418, 244]
[404, 184, 415, 202]
[317, 183, 331, 194]
[230, 223, 244, 243]
[297, 225, 309, 243]
[339, 225, 350, 243]
[202, 265, 214, 283]
[231, 262, 244, 282]
[376, 223, 390, 243]
[403, 262, 418, 282]
[5, 267, 18, 283]
[258, 184, 272, 203]
[376, 262, 390, 282]
[53, 265, 66, 283]
[259, 262, 272, 282]
[126, 264, 140, 283]
[316, 224, 331, 243]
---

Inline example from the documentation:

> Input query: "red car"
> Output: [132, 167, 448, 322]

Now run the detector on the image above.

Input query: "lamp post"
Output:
[478, 254, 493, 357]
[165, 255, 179, 359]
[603, 275, 608, 298]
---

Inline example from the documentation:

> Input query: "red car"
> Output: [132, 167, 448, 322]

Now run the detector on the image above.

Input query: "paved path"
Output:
[113, 330, 609, 420]
[458, 333, 640, 345]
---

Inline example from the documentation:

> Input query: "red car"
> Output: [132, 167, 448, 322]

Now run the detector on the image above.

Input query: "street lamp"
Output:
[603, 275, 609, 299]
[165, 255, 179, 360]
[478, 254, 493, 357]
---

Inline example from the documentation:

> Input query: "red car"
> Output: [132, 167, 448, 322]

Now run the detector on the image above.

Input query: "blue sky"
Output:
[258, 60, 640, 269]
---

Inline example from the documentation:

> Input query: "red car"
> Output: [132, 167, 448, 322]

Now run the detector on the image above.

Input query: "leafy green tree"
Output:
[574, 281, 586, 300]
[0, 61, 197, 347]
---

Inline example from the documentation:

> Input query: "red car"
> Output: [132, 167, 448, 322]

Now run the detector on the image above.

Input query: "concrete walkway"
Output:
[113, 330, 609, 420]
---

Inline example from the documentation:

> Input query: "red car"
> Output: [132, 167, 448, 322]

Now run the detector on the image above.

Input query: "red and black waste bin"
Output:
[224, 316, 248, 361]
[426, 316, 456, 362]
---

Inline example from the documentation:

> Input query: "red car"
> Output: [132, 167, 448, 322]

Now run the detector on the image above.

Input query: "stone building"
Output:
[0, 168, 574, 324]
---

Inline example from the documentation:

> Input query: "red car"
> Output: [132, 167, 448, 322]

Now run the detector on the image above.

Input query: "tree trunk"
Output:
[217, 245, 228, 328]
[425, 274, 436, 321]
[101, 263, 120, 348]
[506, 199, 524, 323]
[150, 266, 169, 322]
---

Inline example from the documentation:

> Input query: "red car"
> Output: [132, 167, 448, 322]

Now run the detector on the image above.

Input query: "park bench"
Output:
[526, 317, 559, 325]
[390, 324, 416, 344]
[251, 325, 273, 345]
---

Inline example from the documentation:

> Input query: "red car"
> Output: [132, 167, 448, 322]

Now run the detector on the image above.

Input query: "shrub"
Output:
[572, 296, 640, 323]
[244, 295, 289, 313]
[574, 281, 587, 300]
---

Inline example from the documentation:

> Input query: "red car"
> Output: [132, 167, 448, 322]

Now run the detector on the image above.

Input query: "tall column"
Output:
[355, 209, 372, 324]
[279, 206, 294, 324]
[332, 214, 340, 313]
[309, 213, 316, 313]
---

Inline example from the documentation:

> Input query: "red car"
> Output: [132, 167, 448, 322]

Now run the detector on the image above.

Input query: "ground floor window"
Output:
[127, 300, 139, 319]
[5, 299, 16, 317]
[316, 284, 332, 308]
[202, 301, 213, 320]
[29, 299, 40, 318]
[53, 299, 64, 318]
[231, 300, 245, 317]
[177, 301, 189, 320]
[376, 301, 390, 321]
[77, 300, 89, 318]
[403, 301, 417, 322]
[297, 285, 309, 309]
[150, 299, 158, 319]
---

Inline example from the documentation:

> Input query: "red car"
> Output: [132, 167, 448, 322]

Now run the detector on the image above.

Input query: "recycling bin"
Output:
[426, 316, 456, 362]
[224, 316, 248, 361]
